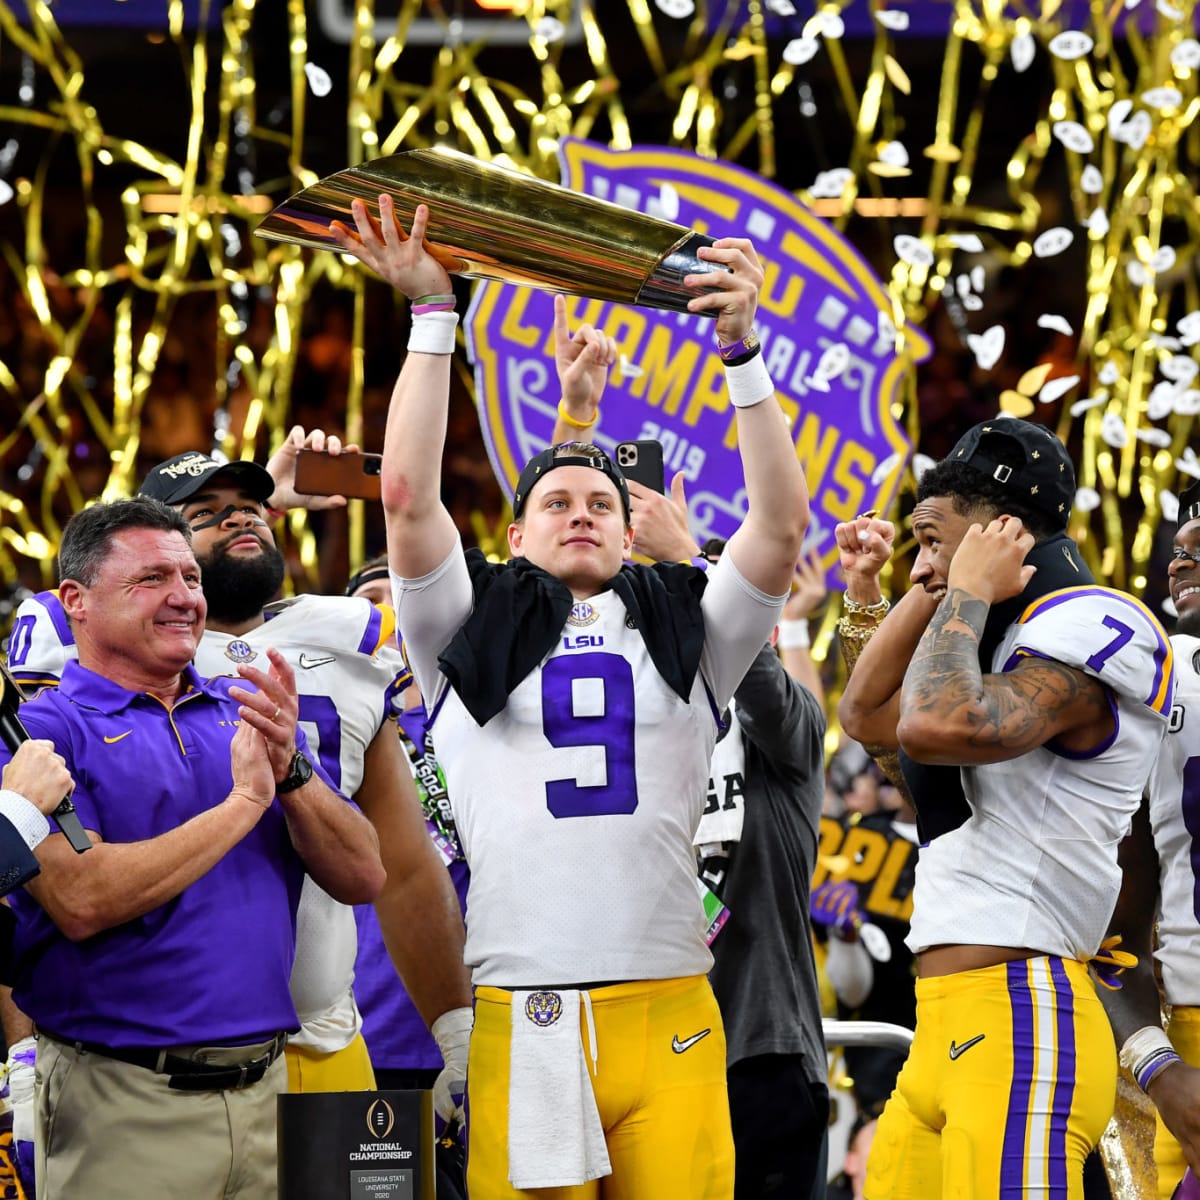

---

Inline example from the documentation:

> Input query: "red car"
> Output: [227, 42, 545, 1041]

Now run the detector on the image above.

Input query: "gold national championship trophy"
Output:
[256, 147, 723, 315]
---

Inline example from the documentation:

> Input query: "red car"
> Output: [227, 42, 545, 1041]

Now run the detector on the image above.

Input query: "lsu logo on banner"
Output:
[466, 139, 931, 579]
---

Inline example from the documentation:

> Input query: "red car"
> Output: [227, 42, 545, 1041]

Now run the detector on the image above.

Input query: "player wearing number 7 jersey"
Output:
[837, 418, 1172, 1200]
[1100, 477, 1200, 1200]
[329, 198, 808, 1199]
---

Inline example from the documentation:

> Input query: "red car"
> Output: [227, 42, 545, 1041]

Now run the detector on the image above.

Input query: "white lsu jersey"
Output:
[7, 589, 409, 1049]
[907, 586, 1174, 962]
[394, 540, 784, 989]
[1149, 633, 1200, 1006]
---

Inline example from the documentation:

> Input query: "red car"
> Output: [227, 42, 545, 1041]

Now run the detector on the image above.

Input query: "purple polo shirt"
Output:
[5, 661, 311, 1047]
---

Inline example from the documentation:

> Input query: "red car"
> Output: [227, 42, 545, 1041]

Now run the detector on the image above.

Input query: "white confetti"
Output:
[871, 451, 903, 485]
[1070, 393, 1108, 417]
[617, 353, 644, 381]
[1033, 227, 1074, 258]
[878, 141, 909, 168]
[1163, 596, 1179, 619]
[1148, 381, 1178, 420]
[950, 233, 984, 253]
[1142, 86, 1183, 110]
[962, 293, 983, 312]
[1074, 487, 1101, 512]
[877, 310, 897, 348]
[955, 274, 971, 299]
[1157, 0, 1182, 18]
[1099, 363, 1119, 386]
[1175, 390, 1200, 416]
[765, 0, 797, 13]
[1011, 32, 1036, 73]
[1116, 110, 1151, 150]
[1081, 165, 1104, 195]
[1161, 491, 1180, 523]
[970, 265, 985, 293]
[1151, 246, 1177, 273]
[875, 8, 910, 30]
[534, 16, 565, 41]
[656, 182, 680, 222]
[304, 62, 332, 97]
[1100, 411, 1129, 448]
[912, 453, 936, 481]
[1085, 207, 1110, 237]
[1177, 448, 1200, 479]
[1052, 121, 1094, 154]
[1171, 39, 1200, 69]
[654, 0, 695, 15]
[1137, 427, 1173, 448]
[783, 37, 820, 65]
[967, 325, 1005, 371]
[819, 10, 845, 38]
[1039, 375, 1080, 403]
[1037, 314, 1074, 337]
[814, 342, 851, 382]
[893, 234, 933, 268]
[1162, 356, 1199, 385]
[1127, 261, 1150, 287]
[1049, 31, 1094, 60]
[1179, 312, 1200, 346]
[0, 179, 12, 207]
[1107, 99, 1133, 136]
[809, 168, 853, 199]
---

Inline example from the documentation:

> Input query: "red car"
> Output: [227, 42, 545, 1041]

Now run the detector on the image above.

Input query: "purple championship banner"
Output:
[465, 138, 931, 583]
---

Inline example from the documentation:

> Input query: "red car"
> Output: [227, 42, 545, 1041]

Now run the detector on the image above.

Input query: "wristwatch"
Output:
[276, 751, 314, 794]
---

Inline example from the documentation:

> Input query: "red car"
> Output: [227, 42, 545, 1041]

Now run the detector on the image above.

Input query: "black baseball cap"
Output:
[138, 452, 276, 506]
[512, 442, 631, 522]
[947, 418, 1075, 528]
[1179, 479, 1200, 528]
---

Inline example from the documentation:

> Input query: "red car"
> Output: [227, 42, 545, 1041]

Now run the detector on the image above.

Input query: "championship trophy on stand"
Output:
[256, 147, 727, 314]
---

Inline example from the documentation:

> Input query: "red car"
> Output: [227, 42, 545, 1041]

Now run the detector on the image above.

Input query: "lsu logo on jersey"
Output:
[524, 990, 563, 1027]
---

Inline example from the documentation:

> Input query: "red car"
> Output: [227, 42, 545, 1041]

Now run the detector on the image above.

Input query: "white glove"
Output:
[431, 1006, 473, 1126]
[7, 1036, 36, 1188]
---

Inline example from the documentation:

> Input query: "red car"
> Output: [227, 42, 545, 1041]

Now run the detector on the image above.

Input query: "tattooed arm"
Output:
[897, 518, 1113, 765]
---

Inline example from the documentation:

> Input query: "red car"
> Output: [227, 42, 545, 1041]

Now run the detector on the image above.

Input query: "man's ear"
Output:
[57, 579, 85, 623]
[508, 521, 523, 557]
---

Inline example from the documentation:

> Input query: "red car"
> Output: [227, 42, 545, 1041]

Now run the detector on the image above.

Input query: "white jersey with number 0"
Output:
[1149, 633, 1200, 1006]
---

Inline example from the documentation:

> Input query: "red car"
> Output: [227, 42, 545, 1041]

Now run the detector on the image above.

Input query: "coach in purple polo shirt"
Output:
[2, 497, 384, 1200]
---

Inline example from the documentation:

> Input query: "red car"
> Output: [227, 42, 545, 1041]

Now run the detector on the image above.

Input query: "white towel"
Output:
[507, 989, 612, 1189]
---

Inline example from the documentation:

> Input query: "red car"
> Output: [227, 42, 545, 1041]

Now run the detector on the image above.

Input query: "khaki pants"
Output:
[36, 1035, 286, 1200]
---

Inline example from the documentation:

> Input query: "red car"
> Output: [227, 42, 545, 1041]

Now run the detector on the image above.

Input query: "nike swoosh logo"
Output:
[672, 1029, 711, 1054]
[949, 1034, 986, 1060]
[298, 654, 336, 670]
[103, 731, 133, 744]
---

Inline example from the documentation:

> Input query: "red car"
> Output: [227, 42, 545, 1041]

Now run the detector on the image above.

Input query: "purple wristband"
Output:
[717, 328, 760, 362]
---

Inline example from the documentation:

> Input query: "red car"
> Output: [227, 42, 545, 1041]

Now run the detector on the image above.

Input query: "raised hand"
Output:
[329, 198, 453, 301]
[629, 472, 698, 563]
[554, 294, 617, 427]
[683, 237, 763, 347]
[266, 425, 362, 512]
[785, 549, 828, 621]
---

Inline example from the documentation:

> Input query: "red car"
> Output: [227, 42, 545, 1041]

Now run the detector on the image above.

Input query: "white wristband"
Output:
[778, 618, 811, 649]
[408, 311, 459, 355]
[724, 354, 774, 408]
[1119, 1025, 1181, 1092]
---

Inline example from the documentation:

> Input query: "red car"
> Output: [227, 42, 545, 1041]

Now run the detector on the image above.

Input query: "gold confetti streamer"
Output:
[0, 0, 1195, 657]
